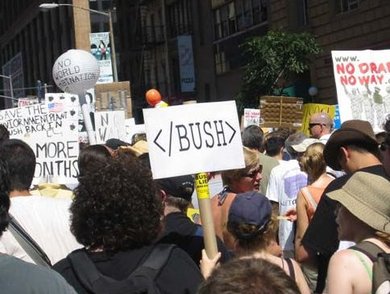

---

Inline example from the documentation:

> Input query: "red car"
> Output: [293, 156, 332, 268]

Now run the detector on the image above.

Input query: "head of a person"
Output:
[78, 144, 112, 177]
[309, 112, 333, 138]
[0, 159, 10, 237]
[264, 134, 285, 158]
[105, 138, 130, 153]
[380, 116, 390, 175]
[297, 142, 326, 183]
[156, 175, 195, 212]
[227, 192, 277, 253]
[71, 155, 162, 252]
[328, 172, 390, 244]
[0, 139, 35, 191]
[221, 147, 261, 193]
[0, 124, 10, 144]
[284, 131, 307, 160]
[241, 125, 264, 152]
[323, 120, 380, 172]
[198, 257, 300, 294]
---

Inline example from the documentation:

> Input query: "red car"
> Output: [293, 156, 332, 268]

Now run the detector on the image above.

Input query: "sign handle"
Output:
[79, 93, 96, 145]
[195, 172, 218, 259]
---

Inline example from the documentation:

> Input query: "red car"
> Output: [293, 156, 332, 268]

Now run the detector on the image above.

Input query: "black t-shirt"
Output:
[53, 245, 203, 294]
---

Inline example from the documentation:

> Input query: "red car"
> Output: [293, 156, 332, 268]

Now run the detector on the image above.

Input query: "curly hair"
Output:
[0, 159, 10, 236]
[71, 155, 162, 252]
[299, 143, 326, 183]
[198, 257, 300, 294]
[78, 144, 112, 177]
[222, 147, 259, 187]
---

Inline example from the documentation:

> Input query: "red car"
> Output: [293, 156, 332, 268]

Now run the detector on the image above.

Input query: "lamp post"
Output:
[39, 2, 118, 82]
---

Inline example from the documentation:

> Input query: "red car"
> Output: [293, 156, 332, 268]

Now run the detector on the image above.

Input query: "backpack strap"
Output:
[284, 258, 296, 281]
[68, 244, 176, 294]
[8, 214, 52, 268]
[351, 241, 384, 262]
[301, 187, 318, 211]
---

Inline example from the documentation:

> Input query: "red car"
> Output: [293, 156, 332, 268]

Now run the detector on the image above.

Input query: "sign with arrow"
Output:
[143, 101, 245, 179]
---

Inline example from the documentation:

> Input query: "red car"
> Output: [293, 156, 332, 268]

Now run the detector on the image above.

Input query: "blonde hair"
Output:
[222, 147, 259, 187]
[299, 143, 326, 182]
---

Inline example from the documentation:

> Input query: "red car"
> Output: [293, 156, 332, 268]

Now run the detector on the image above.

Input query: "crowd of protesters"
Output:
[0, 113, 389, 293]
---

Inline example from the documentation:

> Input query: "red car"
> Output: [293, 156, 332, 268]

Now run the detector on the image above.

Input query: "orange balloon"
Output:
[145, 89, 162, 106]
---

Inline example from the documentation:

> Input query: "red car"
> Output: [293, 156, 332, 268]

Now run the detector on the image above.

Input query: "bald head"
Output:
[309, 112, 333, 138]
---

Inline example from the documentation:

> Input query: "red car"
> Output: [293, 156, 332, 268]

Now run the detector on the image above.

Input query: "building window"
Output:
[214, 44, 229, 74]
[337, 0, 361, 13]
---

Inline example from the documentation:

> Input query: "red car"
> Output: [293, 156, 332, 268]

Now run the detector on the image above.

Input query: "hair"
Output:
[0, 159, 10, 237]
[165, 196, 191, 212]
[221, 147, 259, 187]
[264, 135, 285, 157]
[299, 143, 326, 183]
[78, 144, 112, 177]
[344, 143, 380, 160]
[0, 139, 36, 191]
[227, 214, 279, 253]
[0, 124, 10, 144]
[198, 257, 300, 294]
[241, 125, 264, 152]
[284, 132, 307, 159]
[71, 155, 162, 252]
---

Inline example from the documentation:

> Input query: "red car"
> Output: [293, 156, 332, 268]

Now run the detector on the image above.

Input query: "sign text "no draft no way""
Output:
[143, 101, 245, 179]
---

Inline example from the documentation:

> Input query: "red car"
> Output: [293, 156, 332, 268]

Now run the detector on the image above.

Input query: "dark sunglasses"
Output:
[308, 123, 323, 129]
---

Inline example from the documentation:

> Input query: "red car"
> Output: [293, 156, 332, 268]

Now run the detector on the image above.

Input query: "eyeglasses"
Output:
[308, 123, 323, 129]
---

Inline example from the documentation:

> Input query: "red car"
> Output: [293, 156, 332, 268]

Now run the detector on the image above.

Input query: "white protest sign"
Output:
[243, 108, 260, 128]
[332, 50, 390, 131]
[95, 110, 126, 143]
[0, 102, 79, 185]
[143, 101, 245, 179]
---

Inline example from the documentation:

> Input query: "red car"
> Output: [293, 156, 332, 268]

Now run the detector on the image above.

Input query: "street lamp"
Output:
[39, 2, 118, 82]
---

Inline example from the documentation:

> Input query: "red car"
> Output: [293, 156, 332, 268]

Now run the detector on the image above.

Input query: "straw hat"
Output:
[327, 172, 390, 234]
[323, 120, 377, 170]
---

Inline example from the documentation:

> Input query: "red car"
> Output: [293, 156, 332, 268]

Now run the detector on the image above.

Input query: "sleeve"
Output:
[266, 168, 279, 203]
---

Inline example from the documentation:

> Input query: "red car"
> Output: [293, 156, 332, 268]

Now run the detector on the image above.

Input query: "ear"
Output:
[338, 146, 349, 167]
[159, 189, 167, 202]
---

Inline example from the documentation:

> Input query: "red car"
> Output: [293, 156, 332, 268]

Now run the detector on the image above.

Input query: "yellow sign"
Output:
[195, 173, 210, 199]
[301, 103, 336, 136]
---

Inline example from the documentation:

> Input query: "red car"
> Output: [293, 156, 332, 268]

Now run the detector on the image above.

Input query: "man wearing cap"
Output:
[301, 119, 389, 293]
[156, 175, 230, 266]
[308, 112, 333, 143]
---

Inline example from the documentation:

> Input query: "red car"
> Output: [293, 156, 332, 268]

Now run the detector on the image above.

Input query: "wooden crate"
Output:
[259, 96, 303, 128]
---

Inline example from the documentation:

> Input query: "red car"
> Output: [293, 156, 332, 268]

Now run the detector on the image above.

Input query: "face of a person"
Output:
[234, 165, 262, 193]
[335, 204, 357, 241]
[308, 121, 323, 138]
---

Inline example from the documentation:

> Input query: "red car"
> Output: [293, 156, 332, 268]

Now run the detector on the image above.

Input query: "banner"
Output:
[332, 50, 390, 131]
[0, 101, 79, 185]
[90, 32, 113, 83]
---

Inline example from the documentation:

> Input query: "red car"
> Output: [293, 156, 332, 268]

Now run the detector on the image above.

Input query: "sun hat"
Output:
[291, 138, 322, 153]
[323, 120, 378, 170]
[327, 171, 390, 234]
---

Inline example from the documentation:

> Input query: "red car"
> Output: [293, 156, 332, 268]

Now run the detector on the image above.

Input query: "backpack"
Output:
[352, 241, 390, 294]
[67, 244, 175, 294]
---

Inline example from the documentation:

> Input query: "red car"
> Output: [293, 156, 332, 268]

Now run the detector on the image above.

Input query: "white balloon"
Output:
[52, 49, 100, 95]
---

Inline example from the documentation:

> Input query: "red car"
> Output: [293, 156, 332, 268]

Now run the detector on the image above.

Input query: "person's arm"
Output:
[294, 191, 311, 262]
[326, 250, 355, 294]
[292, 259, 311, 294]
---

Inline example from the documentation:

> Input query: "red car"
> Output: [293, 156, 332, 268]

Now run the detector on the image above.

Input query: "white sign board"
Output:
[0, 101, 79, 185]
[332, 50, 390, 132]
[95, 110, 126, 143]
[125, 118, 145, 143]
[243, 108, 260, 128]
[143, 101, 245, 179]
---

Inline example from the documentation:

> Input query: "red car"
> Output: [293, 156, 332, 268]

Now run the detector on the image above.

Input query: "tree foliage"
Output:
[237, 30, 321, 112]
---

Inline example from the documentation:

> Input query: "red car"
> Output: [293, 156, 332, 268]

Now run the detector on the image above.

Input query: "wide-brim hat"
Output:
[327, 171, 390, 234]
[291, 138, 322, 153]
[323, 120, 377, 170]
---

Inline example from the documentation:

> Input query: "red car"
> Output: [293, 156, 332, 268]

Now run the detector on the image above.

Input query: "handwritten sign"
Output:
[95, 110, 126, 143]
[332, 50, 390, 131]
[0, 101, 79, 185]
[143, 101, 245, 179]
[243, 108, 260, 128]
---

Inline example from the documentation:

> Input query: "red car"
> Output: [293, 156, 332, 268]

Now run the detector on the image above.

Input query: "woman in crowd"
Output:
[326, 171, 390, 294]
[210, 147, 262, 250]
[294, 142, 334, 290]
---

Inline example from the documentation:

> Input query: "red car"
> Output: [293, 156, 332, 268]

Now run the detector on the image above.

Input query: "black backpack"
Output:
[68, 244, 175, 294]
[352, 241, 390, 294]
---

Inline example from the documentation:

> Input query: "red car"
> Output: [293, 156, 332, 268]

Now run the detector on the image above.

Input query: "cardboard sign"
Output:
[143, 101, 245, 179]
[332, 50, 390, 131]
[0, 102, 79, 185]
[243, 108, 260, 128]
[95, 110, 126, 143]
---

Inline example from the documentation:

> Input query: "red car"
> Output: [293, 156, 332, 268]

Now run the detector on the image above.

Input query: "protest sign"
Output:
[243, 108, 260, 128]
[332, 50, 390, 131]
[90, 32, 113, 84]
[143, 101, 245, 179]
[0, 101, 79, 185]
[95, 110, 126, 143]
[125, 118, 145, 143]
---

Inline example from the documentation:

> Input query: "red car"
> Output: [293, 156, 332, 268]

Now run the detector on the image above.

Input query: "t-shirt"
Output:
[259, 153, 279, 195]
[267, 160, 308, 252]
[54, 245, 204, 294]
[0, 196, 82, 264]
[0, 254, 76, 293]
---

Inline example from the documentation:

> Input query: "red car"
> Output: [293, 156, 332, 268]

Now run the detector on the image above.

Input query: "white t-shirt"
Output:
[0, 196, 82, 265]
[267, 160, 307, 252]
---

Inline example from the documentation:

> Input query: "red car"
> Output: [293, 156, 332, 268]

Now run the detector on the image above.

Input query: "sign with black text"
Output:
[143, 101, 245, 179]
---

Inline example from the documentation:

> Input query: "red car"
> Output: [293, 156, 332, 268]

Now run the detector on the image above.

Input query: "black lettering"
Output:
[213, 120, 227, 146]
[189, 122, 202, 149]
[176, 125, 190, 151]
[203, 121, 214, 148]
